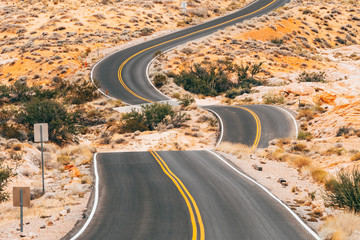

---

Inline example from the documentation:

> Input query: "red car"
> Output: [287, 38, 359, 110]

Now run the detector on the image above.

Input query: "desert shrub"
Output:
[262, 91, 284, 104]
[293, 143, 309, 152]
[174, 62, 233, 96]
[225, 88, 250, 99]
[0, 158, 13, 202]
[270, 37, 284, 45]
[122, 103, 186, 132]
[153, 74, 167, 88]
[153, 50, 162, 58]
[298, 130, 313, 140]
[57, 155, 71, 165]
[298, 108, 315, 121]
[66, 80, 100, 104]
[323, 147, 345, 156]
[291, 155, 312, 168]
[336, 126, 355, 137]
[140, 27, 154, 36]
[174, 60, 263, 96]
[179, 94, 195, 107]
[350, 152, 360, 161]
[311, 168, 328, 183]
[18, 100, 79, 145]
[297, 71, 326, 82]
[324, 167, 360, 212]
[0, 123, 26, 141]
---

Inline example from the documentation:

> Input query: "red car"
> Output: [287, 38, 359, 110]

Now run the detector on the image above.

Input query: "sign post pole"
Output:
[34, 123, 48, 194]
[20, 189, 23, 232]
[13, 187, 30, 233]
[40, 125, 45, 194]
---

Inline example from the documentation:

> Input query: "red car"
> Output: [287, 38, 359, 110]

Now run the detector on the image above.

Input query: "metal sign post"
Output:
[34, 123, 48, 194]
[13, 187, 30, 233]
[40, 125, 44, 193]
[20, 189, 23, 232]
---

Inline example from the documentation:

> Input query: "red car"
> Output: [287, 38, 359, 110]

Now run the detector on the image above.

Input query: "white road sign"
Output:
[34, 123, 49, 142]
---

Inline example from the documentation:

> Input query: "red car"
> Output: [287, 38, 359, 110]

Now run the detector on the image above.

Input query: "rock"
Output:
[65, 206, 71, 213]
[313, 91, 337, 104]
[269, 140, 277, 145]
[334, 142, 343, 148]
[29, 232, 37, 238]
[252, 164, 263, 171]
[59, 210, 67, 217]
[40, 224, 46, 229]
[278, 178, 288, 186]
[282, 83, 315, 96]
[46, 220, 54, 226]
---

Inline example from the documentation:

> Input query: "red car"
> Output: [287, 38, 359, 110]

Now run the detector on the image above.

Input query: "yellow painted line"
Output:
[117, 0, 278, 102]
[233, 106, 262, 151]
[150, 151, 205, 240]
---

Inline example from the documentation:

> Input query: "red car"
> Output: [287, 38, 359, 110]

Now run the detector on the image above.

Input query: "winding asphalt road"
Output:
[67, 0, 320, 239]
[73, 151, 315, 240]
[205, 105, 298, 149]
[92, 0, 289, 105]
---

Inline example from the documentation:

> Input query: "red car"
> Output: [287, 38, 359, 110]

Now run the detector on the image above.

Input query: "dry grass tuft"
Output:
[319, 212, 360, 240]
[311, 168, 328, 183]
[290, 155, 312, 168]
[216, 142, 251, 157]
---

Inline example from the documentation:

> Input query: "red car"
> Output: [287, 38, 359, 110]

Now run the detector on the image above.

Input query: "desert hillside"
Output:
[1, 0, 360, 239]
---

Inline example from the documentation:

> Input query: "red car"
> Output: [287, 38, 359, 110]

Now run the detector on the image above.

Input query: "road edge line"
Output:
[205, 150, 321, 240]
[204, 108, 224, 148]
[70, 153, 99, 240]
[269, 105, 299, 139]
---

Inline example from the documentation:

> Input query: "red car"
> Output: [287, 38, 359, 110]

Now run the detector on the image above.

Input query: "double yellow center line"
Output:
[233, 106, 262, 151]
[116, 0, 278, 103]
[150, 151, 205, 240]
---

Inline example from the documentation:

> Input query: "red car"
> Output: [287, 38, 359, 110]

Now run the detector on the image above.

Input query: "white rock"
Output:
[59, 210, 67, 217]
[29, 232, 37, 238]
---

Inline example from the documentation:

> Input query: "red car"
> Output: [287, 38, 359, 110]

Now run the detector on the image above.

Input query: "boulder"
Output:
[282, 83, 315, 96]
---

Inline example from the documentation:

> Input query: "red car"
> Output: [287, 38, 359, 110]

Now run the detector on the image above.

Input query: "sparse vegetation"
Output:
[121, 103, 188, 132]
[0, 158, 13, 202]
[297, 131, 313, 140]
[18, 100, 79, 146]
[325, 167, 360, 212]
[179, 94, 195, 107]
[153, 73, 168, 88]
[297, 71, 326, 83]
[174, 60, 263, 96]
[311, 168, 328, 183]
[262, 91, 284, 104]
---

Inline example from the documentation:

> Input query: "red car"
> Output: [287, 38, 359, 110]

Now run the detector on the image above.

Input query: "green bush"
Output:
[153, 74, 167, 88]
[297, 130, 313, 140]
[0, 158, 13, 202]
[0, 123, 26, 141]
[336, 126, 354, 137]
[324, 167, 360, 212]
[270, 38, 284, 45]
[297, 71, 326, 82]
[122, 103, 187, 132]
[18, 100, 79, 145]
[174, 60, 263, 96]
[179, 94, 195, 107]
[225, 88, 251, 99]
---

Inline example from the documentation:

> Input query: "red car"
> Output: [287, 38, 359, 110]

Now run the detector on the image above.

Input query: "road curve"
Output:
[205, 105, 298, 149]
[92, 0, 289, 105]
[72, 151, 316, 240]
